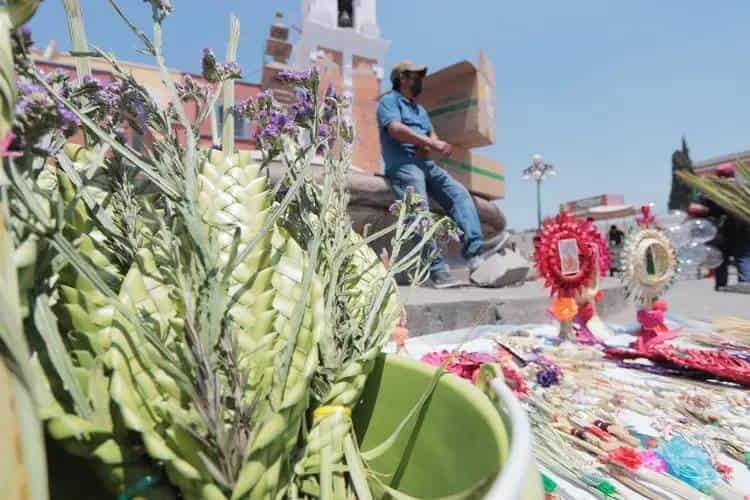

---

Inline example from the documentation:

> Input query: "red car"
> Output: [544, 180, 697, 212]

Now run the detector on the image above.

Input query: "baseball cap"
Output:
[390, 61, 427, 83]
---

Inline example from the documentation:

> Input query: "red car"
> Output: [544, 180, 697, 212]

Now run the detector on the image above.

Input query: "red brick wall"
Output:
[33, 61, 261, 152]
[312, 49, 382, 174]
[315, 47, 344, 97]
[351, 55, 381, 174]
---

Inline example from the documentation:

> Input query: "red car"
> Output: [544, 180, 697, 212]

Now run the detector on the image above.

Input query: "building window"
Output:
[338, 0, 353, 28]
[215, 103, 251, 140]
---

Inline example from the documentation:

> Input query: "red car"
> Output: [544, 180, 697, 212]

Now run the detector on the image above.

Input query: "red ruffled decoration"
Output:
[534, 213, 610, 298]
[605, 346, 750, 387]
[653, 345, 750, 386]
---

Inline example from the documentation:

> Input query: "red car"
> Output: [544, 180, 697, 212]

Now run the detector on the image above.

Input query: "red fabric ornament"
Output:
[578, 302, 595, 324]
[534, 212, 610, 299]
[652, 299, 668, 312]
[634, 302, 677, 351]
[585, 425, 611, 441]
[607, 446, 643, 470]
[605, 346, 750, 387]
[636, 205, 657, 227]
[716, 463, 733, 481]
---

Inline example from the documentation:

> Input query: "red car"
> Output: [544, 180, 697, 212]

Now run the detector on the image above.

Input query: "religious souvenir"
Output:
[534, 212, 610, 341]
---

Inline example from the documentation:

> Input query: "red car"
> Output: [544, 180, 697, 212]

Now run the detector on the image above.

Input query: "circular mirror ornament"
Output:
[622, 227, 677, 305]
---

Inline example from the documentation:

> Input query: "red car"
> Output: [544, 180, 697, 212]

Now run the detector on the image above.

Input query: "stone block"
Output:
[470, 250, 530, 288]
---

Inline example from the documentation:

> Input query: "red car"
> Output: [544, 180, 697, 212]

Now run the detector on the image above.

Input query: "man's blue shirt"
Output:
[376, 90, 433, 173]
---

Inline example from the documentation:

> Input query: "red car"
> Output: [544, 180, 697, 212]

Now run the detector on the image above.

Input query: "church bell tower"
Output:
[295, 0, 390, 173]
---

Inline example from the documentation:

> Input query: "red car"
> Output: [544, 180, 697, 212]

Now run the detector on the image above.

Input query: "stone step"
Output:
[401, 277, 627, 336]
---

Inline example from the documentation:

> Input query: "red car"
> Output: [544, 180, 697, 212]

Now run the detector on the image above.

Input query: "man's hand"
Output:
[429, 138, 452, 157]
[416, 146, 431, 160]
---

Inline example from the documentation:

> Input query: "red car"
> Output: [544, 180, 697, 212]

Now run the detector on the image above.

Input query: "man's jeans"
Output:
[386, 160, 484, 273]
[716, 239, 750, 286]
[734, 238, 750, 282]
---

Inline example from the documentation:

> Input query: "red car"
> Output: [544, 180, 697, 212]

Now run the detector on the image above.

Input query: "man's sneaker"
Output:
[467, 255, 485, 273]
[480, 231, 510, 256]
[430, 270, 461, 289]
[467, 232, 510, 273]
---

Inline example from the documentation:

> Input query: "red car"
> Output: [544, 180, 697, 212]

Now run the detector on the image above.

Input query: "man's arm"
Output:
[385, 121, 433, 149]
[428, 130, 452, 157]
[385, 122, 452, 156]
[376, 93, 451, 156]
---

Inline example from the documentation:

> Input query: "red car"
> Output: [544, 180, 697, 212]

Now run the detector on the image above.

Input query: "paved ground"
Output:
[401, 276, 748, 335]
[606, 278, 750, 324]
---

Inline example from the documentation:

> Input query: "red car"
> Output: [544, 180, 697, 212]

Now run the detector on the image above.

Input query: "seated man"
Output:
[377, 61, 504, 288]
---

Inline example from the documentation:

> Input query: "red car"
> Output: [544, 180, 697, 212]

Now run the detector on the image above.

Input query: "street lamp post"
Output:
[522, 153, 557, 228]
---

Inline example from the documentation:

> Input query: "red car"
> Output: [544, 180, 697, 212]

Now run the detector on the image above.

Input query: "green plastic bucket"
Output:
[354, 354, 543, 499]
[47, 353, 542, 499]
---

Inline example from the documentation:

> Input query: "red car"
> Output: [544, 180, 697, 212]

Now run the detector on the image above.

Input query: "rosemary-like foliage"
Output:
[2, 1, 460, 498]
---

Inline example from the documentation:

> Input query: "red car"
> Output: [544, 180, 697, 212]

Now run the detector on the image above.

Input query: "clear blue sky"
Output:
[31, 1, 750, 229]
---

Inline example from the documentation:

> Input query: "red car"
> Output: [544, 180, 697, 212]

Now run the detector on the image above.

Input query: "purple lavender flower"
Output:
[13, 77, 80, 146]
[234, 97, 252, 115]
[56, 105, 80, 136]
[259, 123, 280, 141]
[218, 61, 242, 80]
[176, 74, 210, 103]
[20, 26, 33, 48]
[536, 366, 560, 388]
[78, 75, 103, 93]
[45, 69, 69, 84]
[257, 89, 274, 104]
[16, 80, 39, 96]
[415, 217, 432, 236]
[269, 110, 289, 129]
[290, 88, 314, 122]
[276, 69, 312, 84]
[254, 109, 269, 123]
[200, 49, 242, 83]
[282, 119, 296, 134]
[389, 200, 404, 215]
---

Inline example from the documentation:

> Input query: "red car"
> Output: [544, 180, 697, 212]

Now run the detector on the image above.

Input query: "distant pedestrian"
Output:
[608, 225, 625, 276]
[689, 195, 750, 290]
[609, 225, 625, 246]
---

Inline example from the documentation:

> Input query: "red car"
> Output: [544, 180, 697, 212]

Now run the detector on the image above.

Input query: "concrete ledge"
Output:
[401, 278, 628, 336]
[267, 165, 507, 234]
[267, 164, 507, 263]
